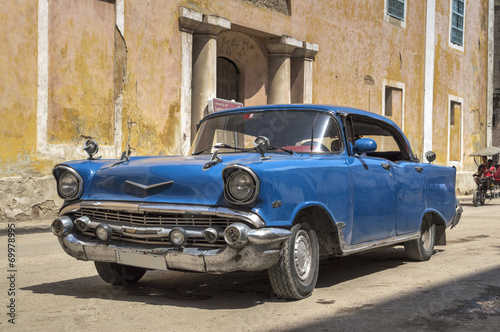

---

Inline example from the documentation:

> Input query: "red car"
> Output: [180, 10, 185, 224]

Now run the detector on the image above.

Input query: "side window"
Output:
[387, 0, 405, 21]
[450, 0, 465, 48]
[384, 0, 406, 29]
[351, 116, 410, 161]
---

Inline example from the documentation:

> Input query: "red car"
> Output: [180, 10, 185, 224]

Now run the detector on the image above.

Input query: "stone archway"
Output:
[217, 31, 268, 106]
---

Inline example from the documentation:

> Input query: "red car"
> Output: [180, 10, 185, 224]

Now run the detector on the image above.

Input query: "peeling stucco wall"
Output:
[0, 176, 62, 223]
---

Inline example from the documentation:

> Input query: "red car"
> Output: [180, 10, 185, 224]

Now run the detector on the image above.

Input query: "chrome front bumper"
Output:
[58, 229, 290, 273]
[53, 201, 291, 273]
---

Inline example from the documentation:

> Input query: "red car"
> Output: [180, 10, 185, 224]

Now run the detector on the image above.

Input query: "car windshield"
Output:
[190, 110, 343, 155]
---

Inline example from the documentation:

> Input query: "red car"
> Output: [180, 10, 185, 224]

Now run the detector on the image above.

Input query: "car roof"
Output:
[205, 104, 399, 128]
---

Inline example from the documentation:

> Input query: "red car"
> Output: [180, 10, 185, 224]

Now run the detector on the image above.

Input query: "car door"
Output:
[391, 160, 426, 235]
[348, 156, 397, 244]
[346, 116, 397, 245]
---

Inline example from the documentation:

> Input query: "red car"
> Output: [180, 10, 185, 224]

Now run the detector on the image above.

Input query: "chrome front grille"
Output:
[73, 207, 241, 247]
[75, 208, 236, 228]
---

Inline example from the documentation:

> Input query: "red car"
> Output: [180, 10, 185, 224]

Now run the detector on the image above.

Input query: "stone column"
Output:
[266, 36, 302, 104]
[178, 7, 202, 155]
[291, 42, 319, 104]
[191, 15, 230, 140]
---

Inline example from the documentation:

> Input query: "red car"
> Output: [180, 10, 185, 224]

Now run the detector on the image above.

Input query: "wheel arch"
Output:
[292, 204, 343, 257]
[421, 210, 447, 246]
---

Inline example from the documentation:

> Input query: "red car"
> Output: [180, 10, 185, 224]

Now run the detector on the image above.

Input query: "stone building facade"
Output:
[0, 0, 494, 224]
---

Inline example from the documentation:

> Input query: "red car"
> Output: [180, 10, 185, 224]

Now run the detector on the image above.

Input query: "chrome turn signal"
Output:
[169, 227, 188, 247]
[203, 226, 223, 244]
[51, 216, 74, 237]
[224, 223, 250, 249]
[74, 216, 91, 232]
[95, 224, 113, 243]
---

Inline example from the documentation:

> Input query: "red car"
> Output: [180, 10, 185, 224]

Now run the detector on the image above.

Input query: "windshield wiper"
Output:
[269, 145, 294, 155]
[193, 144, 248, 155]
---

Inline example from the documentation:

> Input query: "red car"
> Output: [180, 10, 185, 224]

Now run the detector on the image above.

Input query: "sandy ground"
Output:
[1, 199, 500, 331]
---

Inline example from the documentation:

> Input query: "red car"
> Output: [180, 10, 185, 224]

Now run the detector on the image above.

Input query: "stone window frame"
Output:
[382, 79, 405, 132]
[447, 94, 464, 165]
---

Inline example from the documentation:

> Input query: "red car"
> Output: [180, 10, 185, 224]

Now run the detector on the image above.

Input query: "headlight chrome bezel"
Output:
[53, 166, 84, 201]
[223, 165, 260, 205]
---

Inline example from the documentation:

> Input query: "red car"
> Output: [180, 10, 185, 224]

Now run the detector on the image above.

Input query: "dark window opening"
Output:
[217, 57, 240, 102]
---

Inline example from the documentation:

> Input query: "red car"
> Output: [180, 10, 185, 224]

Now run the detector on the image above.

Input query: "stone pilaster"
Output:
[191, 15, 230, 140]
[178, 7, 202, 154]
[291, 42, 319, 104]
[266, 36, 302, 104]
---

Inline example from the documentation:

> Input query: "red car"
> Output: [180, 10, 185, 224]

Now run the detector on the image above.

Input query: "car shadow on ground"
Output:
[22, 246, 410, 309]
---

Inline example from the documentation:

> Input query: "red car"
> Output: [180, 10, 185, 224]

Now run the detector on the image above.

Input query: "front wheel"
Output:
[473, 190, 479, 207]
[268, 216, 319, 300]
[94, 262, 147, 285]
[404, 217, 436, 261]
[480, 190, 486, 205]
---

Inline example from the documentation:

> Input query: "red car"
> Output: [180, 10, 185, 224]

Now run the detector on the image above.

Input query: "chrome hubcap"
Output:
[294, 230, 312, 282]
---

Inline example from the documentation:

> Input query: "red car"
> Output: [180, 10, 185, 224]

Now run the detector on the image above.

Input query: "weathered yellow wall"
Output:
[0, 1, 38, 176]
[48, 0, 115, 145]
[0, 0, 492, 222]
[181, 0, 427, 156]
[433, 0, 489, 167]
[122, 1, 183, 156]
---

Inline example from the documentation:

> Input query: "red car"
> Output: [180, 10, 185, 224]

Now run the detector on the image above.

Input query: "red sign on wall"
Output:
[208, 98, 243, 113]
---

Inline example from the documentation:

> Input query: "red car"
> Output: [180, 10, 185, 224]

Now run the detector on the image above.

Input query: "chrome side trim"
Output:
[339, 231, 421, 256]
[59, 201, 266, 228]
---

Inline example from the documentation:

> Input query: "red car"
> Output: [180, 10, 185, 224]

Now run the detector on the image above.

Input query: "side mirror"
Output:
[425, 151, 436, 164]
[354, 138, 377, 154]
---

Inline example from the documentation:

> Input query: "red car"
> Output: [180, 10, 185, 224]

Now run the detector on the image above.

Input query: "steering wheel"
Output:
[300, 141, 330, 152]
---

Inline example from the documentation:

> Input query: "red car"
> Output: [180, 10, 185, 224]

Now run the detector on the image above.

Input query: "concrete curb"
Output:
[1, 222, 51, 236]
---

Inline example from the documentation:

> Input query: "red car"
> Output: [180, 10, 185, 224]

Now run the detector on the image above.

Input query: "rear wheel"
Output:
[404, 217, 435, 261]
[268, 216, 319, 300]
[94, 262, 147, 285]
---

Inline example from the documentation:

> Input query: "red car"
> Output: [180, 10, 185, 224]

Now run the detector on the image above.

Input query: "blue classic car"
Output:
[51, 104, 462, 299]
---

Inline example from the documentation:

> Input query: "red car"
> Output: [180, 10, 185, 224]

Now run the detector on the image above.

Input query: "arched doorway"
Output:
[217, 31, 268, 106]
[217, 57, 240, 102]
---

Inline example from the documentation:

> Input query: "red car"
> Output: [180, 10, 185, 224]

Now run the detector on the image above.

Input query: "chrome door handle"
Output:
[415, 167, 423, 173]
[381, 163, 391, 170]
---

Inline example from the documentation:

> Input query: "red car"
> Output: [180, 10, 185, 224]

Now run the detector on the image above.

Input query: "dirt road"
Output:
[1, 200, 500, 331]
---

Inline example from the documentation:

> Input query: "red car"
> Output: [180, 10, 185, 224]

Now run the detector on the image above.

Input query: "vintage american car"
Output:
[51, 104, 462, 300]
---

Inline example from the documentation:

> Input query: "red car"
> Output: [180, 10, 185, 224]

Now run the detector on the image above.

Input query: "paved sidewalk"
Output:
[1, 195, 478, 236]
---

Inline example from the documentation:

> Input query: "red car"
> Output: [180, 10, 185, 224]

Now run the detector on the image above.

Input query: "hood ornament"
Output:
[254, 136, 271, 160]
[83, 139, 101, 160]
[125, 180, 173, 191]
[203, 143, 223, 171]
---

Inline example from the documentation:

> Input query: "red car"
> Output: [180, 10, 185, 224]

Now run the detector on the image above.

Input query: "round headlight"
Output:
[58, 171, 81, 200]
[228, 171, 255, 202]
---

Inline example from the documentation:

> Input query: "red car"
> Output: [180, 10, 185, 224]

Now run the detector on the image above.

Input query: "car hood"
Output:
[80, 153, 282, 205]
